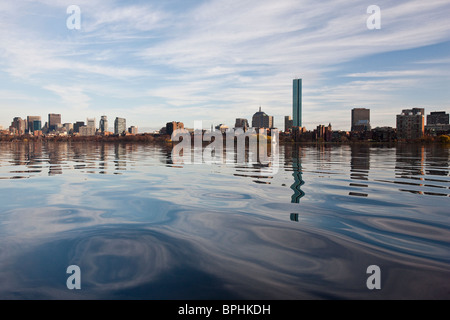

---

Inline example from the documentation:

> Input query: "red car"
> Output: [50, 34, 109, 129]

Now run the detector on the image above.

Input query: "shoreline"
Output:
[0, 134, 449, 146]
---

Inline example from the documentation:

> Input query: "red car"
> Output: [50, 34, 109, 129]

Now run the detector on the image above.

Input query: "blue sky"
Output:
[0, 0, 449, 131]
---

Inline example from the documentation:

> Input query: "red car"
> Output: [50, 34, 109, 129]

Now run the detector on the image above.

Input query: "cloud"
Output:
[0, 0, 449, 130]
[44, 85, 91, 110]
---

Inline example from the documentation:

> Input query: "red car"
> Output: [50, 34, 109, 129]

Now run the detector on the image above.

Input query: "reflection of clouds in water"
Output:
[162, 209, 342, 298]
[0, 207, 106, 239]
[70, 230, 177, 292]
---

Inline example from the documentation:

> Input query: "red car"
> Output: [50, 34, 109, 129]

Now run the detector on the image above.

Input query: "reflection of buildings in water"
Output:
[114, 143, 127, 172]
[396, 144, 449, 196]
[287, 145, 305, 222]
[99, 143, 109, 174]
[290, 148, 305, 204]
[395, 144, 425, 195]
[2, 142, 45, 177]
[314, 144, 332, 172]
[349, 144, 370, 197]
[396, 144, 425, 178]
[425, 145, 449, 177]
[45, 142, 67, 176]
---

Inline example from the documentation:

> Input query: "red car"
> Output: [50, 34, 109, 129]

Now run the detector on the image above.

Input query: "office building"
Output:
[252, 107, 274, 129]
[63, 123, 73, 134]
[351, 108, 371, 132]
[234, 118, 249, 131]
[79, 126, 96, 136]
[87, 118, 96, 129]
[100, 116, 108, 133]
[425, 111, 450, 136]
[396, 108, 425, 140]
[427, 111, 449, 125]
[10, 117, 26, 135]
[285, 116, 293, 132]
[27, 116, 41, 133]
[48, 113, 61, 131]
[316, 123, 332, 142]
[115, 117, 127, 135]
[293, 79, 302, 127]
[166, 121, 184, 136]
[215, 124, 229, 133]
[32, 120, 42, 132]
[73, 121, 85, 133]
[128, 126, 138, 135]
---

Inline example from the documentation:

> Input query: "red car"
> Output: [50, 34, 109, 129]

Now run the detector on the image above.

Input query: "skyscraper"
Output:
[285, 116, 293, 132]
[73, 121, 85, 133]
[27, 116, 41, 133]
[33, 120, 42, 132]
[396, 108, 424, 140]
[48, 113, 61, 131]
[114, 117, 126, 135]
[351, 108, 371, 132]
[293, 79, 302, 127]
[427, 111, 449, 125]
[166, 121, 184, 136]
[252, 107, 274, 129]
[87, 118, 96, 129]
[100, 116, 108, 133]
[234, 118, 249, 131]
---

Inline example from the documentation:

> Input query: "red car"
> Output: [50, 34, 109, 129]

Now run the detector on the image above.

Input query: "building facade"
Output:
[293, 79, 302, 127]
[252, 107, 274, 129]
[79, 126, 96, 136]
[285, 116, 293, 132]
[115, 117, 127, 135]
[73, 121, 85, 133]
[351, 108, 371, 132]
[63, 123, 73, 134]
[100, 116, 108, 133]
[166, 121, 184, 136]
[128, 126, 138, 135]
[234, 118, 249, 131]
[427, 111, 449, 125]
[48, 113, 61, 131]
[87, 118, 96, 130]
[27, 116, 41, 133]
[396, 108, 425, 140]
[10, 117, 26, 135]
[32, 120, 42, 132]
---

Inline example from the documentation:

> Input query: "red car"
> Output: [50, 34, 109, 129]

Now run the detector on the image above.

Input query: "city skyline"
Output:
[0, 1, 449, 131]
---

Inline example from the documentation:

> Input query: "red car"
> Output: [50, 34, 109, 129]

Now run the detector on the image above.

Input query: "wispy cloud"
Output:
[0, 0, 449, 130]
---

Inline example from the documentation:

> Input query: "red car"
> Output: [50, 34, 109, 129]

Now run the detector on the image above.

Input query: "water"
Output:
[0, 141, 448, 299]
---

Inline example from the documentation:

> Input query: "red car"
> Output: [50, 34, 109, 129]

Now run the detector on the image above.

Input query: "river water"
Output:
[0, 141, 448, 299]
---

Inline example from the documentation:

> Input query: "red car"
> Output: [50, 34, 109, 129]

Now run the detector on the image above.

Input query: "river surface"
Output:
[0, 141, 448, 299]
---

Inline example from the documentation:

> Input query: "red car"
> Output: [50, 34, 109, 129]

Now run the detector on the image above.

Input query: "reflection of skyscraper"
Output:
[290, 146, 305, 203]
[395, 144, 425, 195]
[293, 79, 302, 127]
[349, 144, 370, 197]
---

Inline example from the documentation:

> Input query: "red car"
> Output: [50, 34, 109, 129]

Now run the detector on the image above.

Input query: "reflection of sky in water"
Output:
[0, 142, 449, 299]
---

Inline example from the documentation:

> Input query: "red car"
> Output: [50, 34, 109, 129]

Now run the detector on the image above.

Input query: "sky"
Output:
[0, 0, 449, 132]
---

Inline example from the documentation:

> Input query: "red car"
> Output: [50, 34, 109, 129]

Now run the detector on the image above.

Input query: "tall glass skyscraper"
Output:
[114, 117, 126, 135]
[293, 79, 302, 127]
[100, 116, 108, 133]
